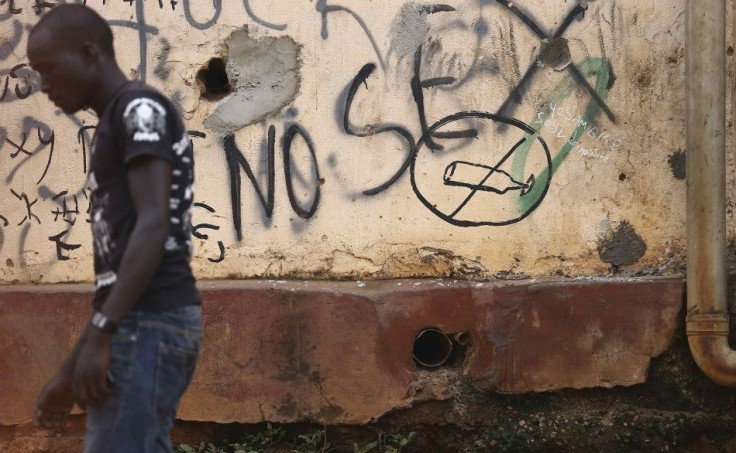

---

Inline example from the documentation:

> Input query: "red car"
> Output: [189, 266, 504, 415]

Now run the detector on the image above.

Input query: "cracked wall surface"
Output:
[0, 0, 719, 283]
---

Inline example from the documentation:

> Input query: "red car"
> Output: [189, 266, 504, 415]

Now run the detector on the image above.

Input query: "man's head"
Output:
[27, 5, 115, 114]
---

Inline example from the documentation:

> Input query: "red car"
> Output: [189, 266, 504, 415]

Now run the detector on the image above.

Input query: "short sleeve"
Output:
[116, 93, 175, 165]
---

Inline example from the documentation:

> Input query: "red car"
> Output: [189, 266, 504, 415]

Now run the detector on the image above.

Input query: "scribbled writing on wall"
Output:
[0, 0, 632, 277]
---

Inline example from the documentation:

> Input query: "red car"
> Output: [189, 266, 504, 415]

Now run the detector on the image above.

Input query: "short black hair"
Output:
[30, 4, 114, 56]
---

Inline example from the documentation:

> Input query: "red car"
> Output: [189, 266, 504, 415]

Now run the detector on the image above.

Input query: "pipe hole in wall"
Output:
[412, 328, 454, 369]
[197, 58, 231, 101]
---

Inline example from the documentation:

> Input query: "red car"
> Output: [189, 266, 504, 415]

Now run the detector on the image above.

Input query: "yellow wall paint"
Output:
[0, 1, 694, 283]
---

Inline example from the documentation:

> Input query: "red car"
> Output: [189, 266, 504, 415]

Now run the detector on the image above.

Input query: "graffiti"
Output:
[342, 63, 416, 196]
[0, 0, 641, 277]
[191, 202, 225, 263]
[511, 57, 615, 213]
[243, 0, 286, 31]
[341, 14, 559, 228]
[316, 0, 386, 72]
[411, 112, 550, 226]
[0, 63, 36, 103]
[50, 190, 80, 224]
[10, 189, 40, 226]
[182, 0, 220, 30]
[31, 0, 55, 15]
[108, 1, 159, 82]
[0, 0, 22, 16]
[77, 125, 96, 175]
[0, 18, 23, 60]
[495, 0, 616, 123]
[224, 122, 322, 240]
[48, 229, 80, 260]
[4, 119, 55, 185]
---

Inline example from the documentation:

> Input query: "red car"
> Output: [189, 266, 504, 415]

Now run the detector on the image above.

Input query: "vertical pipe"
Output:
[686, 0, 736, 387]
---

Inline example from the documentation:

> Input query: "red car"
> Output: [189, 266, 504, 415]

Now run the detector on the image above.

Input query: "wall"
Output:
[0, 0, 691, 284]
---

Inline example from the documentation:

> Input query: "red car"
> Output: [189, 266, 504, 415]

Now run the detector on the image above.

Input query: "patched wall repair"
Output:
[204, 27, 300, 132]
[597, 220, 647, 267]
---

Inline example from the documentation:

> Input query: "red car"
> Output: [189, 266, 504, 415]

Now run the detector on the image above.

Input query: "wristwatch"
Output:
[91, 312, 118, 335]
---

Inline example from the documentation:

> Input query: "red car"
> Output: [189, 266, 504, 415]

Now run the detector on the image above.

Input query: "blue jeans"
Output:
[84, 305, 202, 453]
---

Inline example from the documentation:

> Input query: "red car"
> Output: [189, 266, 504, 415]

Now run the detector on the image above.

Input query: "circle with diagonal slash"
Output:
[410, 111, 552, 227]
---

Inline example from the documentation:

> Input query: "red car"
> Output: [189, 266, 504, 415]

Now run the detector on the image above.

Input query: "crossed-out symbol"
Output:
[494, 0, 615, 123]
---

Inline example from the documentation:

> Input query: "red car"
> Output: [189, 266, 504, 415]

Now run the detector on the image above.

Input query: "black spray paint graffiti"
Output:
[50, 190, 80, 224]
[77, 124, 96, 175]
[316, 0, 386, 72]
[4, 118, 55, 185]
[10, 189, 40, 226]
[191, 202, 225, 263]
[224, 123, 321, 241]
[243, 0, 286, 31]
[182, 0, 220, 30]
[108, 0, 158, 82]
[494, 0, 615, 123]
[48, 229, 80, 260]
[331, 1, 619, 227]
[344, 62, 551, 227]
[0, 63, 37, 103]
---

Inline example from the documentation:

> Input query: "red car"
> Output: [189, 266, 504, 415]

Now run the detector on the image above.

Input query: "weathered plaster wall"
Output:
[0, 1, 693, 283]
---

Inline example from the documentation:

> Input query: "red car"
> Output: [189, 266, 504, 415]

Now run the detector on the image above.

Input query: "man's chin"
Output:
[59, 103, 83, 115]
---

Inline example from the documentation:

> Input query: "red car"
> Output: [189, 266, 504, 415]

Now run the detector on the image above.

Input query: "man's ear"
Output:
[81, 42, 100, 66]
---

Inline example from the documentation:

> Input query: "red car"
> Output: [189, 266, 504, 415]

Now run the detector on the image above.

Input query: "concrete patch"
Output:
[597, 220, 647, 267]
[668, 150, 686, 180]
[204, 27, 300, 132]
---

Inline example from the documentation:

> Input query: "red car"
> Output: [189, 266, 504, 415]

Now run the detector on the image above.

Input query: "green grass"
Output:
[176, 424, 416, 453]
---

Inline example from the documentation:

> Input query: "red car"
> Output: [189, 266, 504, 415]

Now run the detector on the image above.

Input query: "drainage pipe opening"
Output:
[413, 328, 453, 368]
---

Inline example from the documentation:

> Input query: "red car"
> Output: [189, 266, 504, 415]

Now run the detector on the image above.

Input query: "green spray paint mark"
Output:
[511, 58, 614, 214]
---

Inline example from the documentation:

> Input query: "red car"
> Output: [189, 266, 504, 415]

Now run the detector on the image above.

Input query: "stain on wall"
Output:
[668, 150, 686, 180]
[597, 220, 647, 267]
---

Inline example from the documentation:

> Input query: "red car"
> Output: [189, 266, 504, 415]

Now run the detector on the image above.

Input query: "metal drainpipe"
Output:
[686, 0, 736, 387]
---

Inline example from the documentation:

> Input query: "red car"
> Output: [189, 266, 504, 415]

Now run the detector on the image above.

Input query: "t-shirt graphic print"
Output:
[88, 81, 200, 311]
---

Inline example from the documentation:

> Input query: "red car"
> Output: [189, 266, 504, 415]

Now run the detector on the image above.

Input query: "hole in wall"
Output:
[197, 58, 231, 101]
[412, 327, 453, 369]
[619, 173, 627, 181]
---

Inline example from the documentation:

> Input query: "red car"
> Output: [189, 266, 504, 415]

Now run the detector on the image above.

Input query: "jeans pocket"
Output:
[107, 330, 137, 391]
[153, 342, 198, 424]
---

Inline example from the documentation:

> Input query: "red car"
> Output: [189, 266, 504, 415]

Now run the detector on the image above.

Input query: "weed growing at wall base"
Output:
[176, 424, 416, 453]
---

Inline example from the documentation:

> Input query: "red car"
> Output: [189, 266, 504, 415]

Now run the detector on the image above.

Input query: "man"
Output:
[28, 5, 201, 452]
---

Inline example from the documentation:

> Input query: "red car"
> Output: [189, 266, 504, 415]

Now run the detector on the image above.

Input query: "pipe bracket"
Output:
[686, 314, 730, 336]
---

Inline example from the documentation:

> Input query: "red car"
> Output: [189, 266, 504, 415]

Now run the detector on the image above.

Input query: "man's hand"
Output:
[71, 329, 112, 408]
[34, 370, 75, 432]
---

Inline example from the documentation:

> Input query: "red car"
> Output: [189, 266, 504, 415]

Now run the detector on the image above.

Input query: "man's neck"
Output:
[90, 65, 129, 116]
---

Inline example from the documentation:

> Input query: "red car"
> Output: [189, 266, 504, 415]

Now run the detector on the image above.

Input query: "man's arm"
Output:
[71, 156, 172, 407]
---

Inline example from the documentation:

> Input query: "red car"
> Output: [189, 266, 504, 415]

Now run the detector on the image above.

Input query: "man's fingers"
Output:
[72, 380, 88, 409]
[35, 410, 65, 430]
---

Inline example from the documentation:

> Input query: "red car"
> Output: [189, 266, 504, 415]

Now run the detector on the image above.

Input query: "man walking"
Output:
[28, 5, 201, 452]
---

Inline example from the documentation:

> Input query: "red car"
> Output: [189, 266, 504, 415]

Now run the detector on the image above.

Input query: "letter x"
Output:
[495, 0, 615, 123]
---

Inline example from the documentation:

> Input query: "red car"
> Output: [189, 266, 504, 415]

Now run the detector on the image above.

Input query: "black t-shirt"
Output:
[89, 81, 200, 311]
